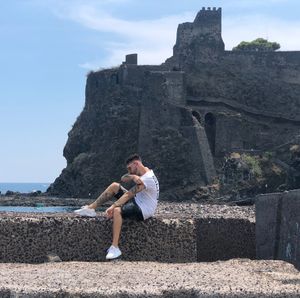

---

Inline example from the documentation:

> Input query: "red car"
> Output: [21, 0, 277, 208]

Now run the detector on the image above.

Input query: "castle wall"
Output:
[220, 51, 300, 119]
[224, 50, 300, 66]
[138, 71, 208, 191]
[213, 112, 299, 156]
[185, 50, 300, 122]
[118, 64, 164, 87]
[163, 71, 186, 105]
[187, 99, 300, 157]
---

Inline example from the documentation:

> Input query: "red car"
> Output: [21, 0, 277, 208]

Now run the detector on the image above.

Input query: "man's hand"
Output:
[105, 205, 115, 219]
[121, 173, 132, 183]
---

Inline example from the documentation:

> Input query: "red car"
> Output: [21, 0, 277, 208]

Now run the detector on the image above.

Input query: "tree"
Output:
[232, 38, 280, 52]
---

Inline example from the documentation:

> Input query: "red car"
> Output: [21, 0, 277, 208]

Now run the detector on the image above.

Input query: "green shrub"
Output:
[233, 38, 280, 52]
[241, 154, 262, 178]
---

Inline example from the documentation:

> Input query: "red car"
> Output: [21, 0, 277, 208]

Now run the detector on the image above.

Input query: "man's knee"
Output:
[113, 207, 122, 217]
[109, 182, 120, 192]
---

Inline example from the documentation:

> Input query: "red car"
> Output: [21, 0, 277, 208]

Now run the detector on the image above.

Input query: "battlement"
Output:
[194, 7, 222, 23]
[201, 7, 221, 12]
[193, 7, 222, 34]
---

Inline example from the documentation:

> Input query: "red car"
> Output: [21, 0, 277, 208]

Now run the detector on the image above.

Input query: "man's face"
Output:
[127, 161, 138, 175]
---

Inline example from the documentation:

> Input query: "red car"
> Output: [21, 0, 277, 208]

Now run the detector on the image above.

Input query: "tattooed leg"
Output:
[89, 182, 120, 209]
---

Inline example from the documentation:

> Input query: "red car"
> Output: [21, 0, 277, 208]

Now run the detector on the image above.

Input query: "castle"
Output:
[48, 8, 300, 199]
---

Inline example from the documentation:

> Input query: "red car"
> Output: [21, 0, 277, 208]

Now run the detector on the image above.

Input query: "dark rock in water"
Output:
[29, 191, 42, 197]
[5, 190, 17, 196]
[48, 7, 300, 200]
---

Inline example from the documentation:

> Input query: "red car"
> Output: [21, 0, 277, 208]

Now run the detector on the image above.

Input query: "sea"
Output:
[0, 183, 51, 194]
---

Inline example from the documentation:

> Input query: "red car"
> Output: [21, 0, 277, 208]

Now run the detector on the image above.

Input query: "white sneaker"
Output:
[74, 205, 96, 217]
[106, 245, 122, 260]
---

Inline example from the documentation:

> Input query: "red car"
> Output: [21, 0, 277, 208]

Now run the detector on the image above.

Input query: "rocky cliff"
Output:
[48, 7, 300, 199]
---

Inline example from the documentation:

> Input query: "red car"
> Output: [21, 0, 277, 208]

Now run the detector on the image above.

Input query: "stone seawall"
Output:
[0, 203, 255, 263]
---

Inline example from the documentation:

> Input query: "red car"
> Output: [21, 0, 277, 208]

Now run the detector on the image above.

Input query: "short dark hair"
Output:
[125, 153, 142, 165]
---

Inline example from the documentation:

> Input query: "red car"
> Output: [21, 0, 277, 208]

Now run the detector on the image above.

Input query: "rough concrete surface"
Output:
[0, 260, 299, 297]
[0, 203, 255, 263]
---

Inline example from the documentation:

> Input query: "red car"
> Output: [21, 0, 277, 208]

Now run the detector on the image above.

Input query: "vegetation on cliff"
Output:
[233, 38, 280, 52]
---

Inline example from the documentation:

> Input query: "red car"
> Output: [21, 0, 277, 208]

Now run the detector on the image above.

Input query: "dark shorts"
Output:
[114, 185, 144, 221]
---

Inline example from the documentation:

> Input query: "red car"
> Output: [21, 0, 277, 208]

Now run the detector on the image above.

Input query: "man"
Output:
[74, 154, 159, 260]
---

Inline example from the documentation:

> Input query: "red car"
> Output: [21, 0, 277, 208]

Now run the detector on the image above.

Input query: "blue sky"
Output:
[1, 0, 299, 183]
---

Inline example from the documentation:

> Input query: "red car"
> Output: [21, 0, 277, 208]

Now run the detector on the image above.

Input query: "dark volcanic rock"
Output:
[218, 153, 287, 202]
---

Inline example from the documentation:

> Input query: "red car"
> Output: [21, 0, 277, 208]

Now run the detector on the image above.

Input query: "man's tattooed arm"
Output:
[113, 181, 145, 208]
[128, 175, 145, 196]
[121, 173, 142, 184]
[128, 182, 145, 196]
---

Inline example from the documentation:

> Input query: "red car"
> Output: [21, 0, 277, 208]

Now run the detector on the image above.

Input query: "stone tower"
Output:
[193, 7, 222, 36]
[170, 7, 224, 67]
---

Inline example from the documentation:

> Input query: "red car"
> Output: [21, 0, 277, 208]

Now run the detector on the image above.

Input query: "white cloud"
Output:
[64, 5, 183, 41]
[52, 3, 193, 68]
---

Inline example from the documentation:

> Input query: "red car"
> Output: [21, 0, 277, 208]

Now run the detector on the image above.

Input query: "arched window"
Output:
[192, 111, 202, 124]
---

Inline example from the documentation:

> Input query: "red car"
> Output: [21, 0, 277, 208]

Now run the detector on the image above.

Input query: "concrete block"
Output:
[197, 218, 255, 261]
[0, 214, 197, 263]
[256, 192, 282, 260]
[0, 210, 255, 264]
[256, 190, 300, 270]
[278, 190, 300, 268]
